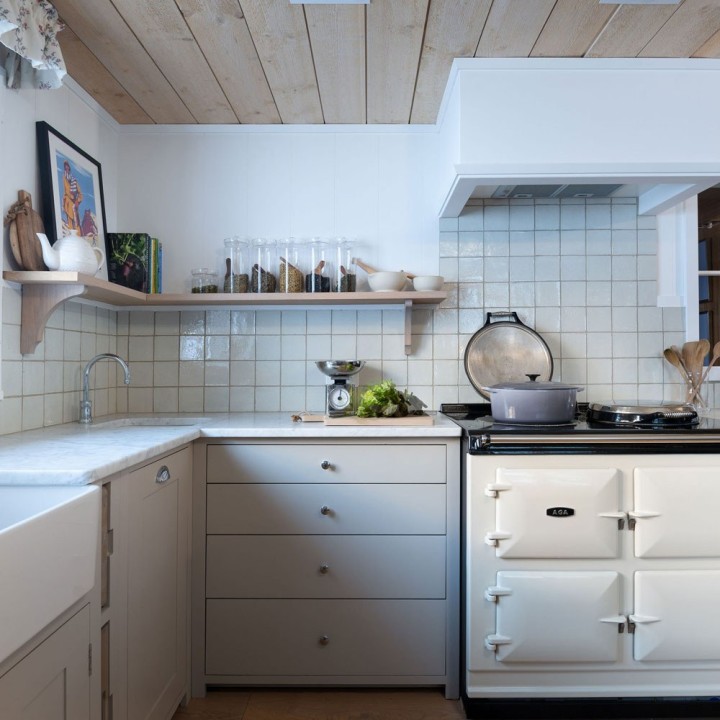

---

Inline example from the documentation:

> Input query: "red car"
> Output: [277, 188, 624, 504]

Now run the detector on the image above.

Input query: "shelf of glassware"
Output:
[3, 271, 447, 355]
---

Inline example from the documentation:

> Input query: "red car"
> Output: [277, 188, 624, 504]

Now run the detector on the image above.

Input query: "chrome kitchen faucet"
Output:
[80, 353, 131, 424]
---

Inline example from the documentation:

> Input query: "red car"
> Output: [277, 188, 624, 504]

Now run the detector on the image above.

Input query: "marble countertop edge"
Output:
[0, 412, 460, 486]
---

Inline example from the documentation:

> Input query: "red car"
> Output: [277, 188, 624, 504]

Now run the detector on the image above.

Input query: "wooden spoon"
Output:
[665, 346, 689, 382]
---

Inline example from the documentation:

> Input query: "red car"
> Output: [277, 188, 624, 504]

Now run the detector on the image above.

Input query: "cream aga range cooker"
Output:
[442, 401, 720, 719]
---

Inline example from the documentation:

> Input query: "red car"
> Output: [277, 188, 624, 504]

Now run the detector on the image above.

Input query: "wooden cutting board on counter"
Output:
[324, 414, 434, 426]
[294, 413, 434, 426]
[4, 190, 46, 270]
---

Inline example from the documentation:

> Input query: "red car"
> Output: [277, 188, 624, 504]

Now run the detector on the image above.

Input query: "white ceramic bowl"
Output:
[413, 275, 444, 292]
[368, 271, 408, 292]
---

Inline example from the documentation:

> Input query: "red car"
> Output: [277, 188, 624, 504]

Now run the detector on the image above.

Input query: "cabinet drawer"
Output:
[206, 483, 446, 535]
[206, 535, 446, 599]
[207, 444, 446, 485]
[205, 599, 446, 677]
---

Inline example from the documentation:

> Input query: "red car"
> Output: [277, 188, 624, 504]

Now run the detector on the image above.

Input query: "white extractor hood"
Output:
[434, 59, 720, 217]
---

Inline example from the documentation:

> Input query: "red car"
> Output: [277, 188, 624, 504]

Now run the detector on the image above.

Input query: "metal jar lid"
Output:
[464, 312, 553, 398]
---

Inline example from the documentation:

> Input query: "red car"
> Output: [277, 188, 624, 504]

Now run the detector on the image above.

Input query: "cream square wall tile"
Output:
[155, 312, 180, 335]
[179, 387, 204, 412]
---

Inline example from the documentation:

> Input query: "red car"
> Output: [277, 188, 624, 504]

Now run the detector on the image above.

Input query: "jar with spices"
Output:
[305, 238, 332, 292]
[248, 238, 277, 293]
[277, 237, 306, 293]
[332, 237, 357, 292]
[223, 237, 249, 293]
[191, 268, 219, 293]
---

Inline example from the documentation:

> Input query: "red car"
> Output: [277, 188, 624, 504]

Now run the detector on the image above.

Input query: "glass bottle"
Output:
[277, 237, 306, 293]
[190, 268, 218, 293]
[305, 238, 332, 293]
[248, 238, 277, 293]
[223, 237, 249, 293]
[332, 237, 357, 292]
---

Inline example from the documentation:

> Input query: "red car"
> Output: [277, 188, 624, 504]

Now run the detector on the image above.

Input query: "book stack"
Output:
[107, 233, 163, 293]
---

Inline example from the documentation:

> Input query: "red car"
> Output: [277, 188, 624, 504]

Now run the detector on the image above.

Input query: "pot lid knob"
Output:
[525, 373, 540, 382]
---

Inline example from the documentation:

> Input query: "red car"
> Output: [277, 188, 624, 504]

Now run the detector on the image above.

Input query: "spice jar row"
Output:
[199, 237, 359, 294]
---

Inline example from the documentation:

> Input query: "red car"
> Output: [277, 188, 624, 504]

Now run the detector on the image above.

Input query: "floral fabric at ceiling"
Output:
[0, 0, 65, 90]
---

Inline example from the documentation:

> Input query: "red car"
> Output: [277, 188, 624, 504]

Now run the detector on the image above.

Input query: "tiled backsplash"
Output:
[1, 198, 694, 434]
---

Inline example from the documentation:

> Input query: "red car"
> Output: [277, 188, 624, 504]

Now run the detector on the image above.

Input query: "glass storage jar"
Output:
[191, 268, 219, 293]
[277, 238, 306, 293]
[305, 238, 332, 292]
[332, 237, 357, 292]
[248, 238, 277, 293]
[223, 237, 249, 293]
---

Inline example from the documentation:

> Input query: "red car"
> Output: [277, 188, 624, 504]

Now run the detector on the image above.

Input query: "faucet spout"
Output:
[80, 353, 131, 424]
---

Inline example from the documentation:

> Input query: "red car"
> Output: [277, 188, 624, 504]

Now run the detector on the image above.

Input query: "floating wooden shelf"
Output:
[3, 271, 447, 355]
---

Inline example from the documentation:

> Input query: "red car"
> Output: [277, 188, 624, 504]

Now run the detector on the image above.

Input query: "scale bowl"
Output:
[316, 360, 365, 378]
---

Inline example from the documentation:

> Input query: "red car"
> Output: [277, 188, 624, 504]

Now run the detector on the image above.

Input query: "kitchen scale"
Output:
[315, 360, 365, 417]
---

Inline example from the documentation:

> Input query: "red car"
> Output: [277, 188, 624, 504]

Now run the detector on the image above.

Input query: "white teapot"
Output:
[36, 230, 105, 275]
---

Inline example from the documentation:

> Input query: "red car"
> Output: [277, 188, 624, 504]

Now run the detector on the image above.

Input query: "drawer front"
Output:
[206, 535, 446, 599]
[206, 483, 446, 535]
[207, 444, 446, 485]
[205, 599, 446, 677]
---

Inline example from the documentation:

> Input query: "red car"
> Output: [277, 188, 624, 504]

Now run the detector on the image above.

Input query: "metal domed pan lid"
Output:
[464, 312, 553, 399]
[587, 401, 699, 426]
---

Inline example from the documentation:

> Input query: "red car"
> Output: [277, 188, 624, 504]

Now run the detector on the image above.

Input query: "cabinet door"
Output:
[0, 605, 90, 720]
[127, 448, 190, 720]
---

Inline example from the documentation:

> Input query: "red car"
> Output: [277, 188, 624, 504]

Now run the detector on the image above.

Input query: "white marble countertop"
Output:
[0, 413, 461, 486]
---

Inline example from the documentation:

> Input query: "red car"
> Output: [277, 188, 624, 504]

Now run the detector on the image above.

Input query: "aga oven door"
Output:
[484, 570, 624, 663]
[486, 467, 623, 558]
[633, 467, 720, 558]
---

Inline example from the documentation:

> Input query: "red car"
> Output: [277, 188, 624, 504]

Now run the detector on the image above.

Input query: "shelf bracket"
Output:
[21, 283, 86, 355]
[404, 299, 413, 355]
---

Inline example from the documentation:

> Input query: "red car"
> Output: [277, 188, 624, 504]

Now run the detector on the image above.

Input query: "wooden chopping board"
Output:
[4, 190, 46, 271]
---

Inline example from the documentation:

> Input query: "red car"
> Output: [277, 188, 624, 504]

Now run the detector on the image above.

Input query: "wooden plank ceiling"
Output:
[54, 0, 720, 125]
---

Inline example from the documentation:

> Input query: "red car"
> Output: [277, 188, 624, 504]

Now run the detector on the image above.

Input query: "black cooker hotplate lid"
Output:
[586, 400, 699, 426]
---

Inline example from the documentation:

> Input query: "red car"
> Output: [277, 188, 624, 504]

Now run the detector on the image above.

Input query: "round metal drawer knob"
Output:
[319, 563, 329, 574]
[321, 460, 333, 470]
[319, 635, 330, 646]
[320, 505, 331, 515]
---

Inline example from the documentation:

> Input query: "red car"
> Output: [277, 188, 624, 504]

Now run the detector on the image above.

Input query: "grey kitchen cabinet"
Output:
[192, 438, 460, 699]
[103, 445, 192, 720]
[0, 604, 92, 720]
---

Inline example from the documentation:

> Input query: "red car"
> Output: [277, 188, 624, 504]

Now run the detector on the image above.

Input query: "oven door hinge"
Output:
[600, 614, 628, 633]
[626, 509, 661, 530]
[484, 530, 512, 547]
[484, 585, 513, 603]
[485, 634, 512, 652]
[598, 510, 628, 530]
[485, 482, 511, 498]
[627, 613, 660, 633]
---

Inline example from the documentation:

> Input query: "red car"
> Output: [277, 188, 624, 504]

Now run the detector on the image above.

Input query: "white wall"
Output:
[117, 127, 440, 293]
[0, 77, 121, 432]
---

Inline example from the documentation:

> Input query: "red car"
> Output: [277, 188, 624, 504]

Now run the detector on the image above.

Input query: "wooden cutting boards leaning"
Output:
[4, 190, 47, 271]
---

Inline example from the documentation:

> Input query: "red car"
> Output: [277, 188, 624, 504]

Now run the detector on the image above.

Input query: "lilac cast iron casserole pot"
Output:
[481, 374, 584, 425]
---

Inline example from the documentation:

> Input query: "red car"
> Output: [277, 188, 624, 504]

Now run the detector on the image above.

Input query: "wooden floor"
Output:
[172, 688, 465, 720]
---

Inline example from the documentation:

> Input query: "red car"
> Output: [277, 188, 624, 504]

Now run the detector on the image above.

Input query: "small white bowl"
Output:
[413, 275, 444, 292]
[368, 271, 408, 292]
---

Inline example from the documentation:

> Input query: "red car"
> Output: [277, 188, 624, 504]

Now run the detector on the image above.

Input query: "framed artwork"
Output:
[36, 121, 109, 280]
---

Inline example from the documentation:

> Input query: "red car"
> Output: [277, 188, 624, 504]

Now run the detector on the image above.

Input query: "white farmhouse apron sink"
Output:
[0, 485, 100, 664]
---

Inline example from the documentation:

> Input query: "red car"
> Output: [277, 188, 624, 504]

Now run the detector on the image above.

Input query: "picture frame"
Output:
[36, 121, 109, 280]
